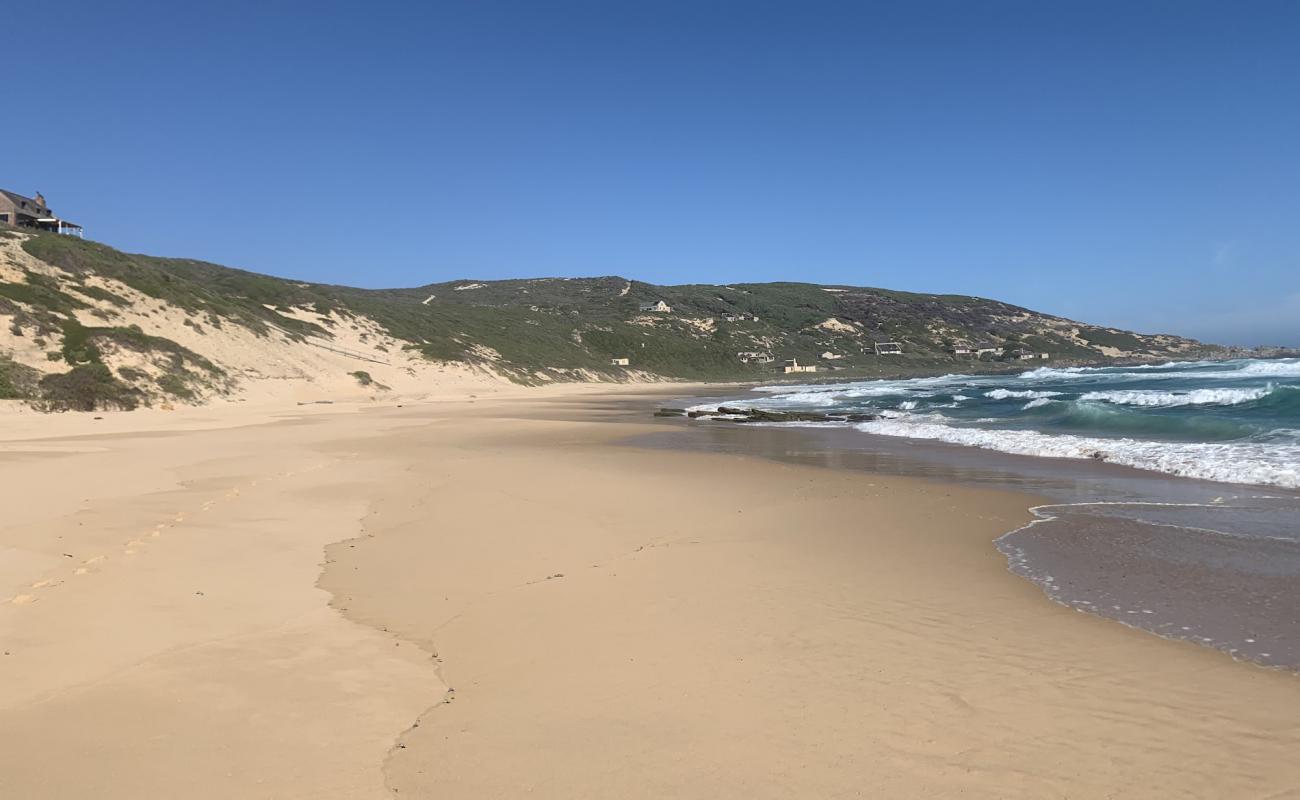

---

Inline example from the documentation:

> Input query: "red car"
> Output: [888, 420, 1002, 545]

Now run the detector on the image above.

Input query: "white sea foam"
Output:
[1079, 386, 1282, 408]
[985, 388, 1064, 400]
[746, 384, 913, 407]
[724, 357, 1299, 488]
[1019, 359, 1300, 383]
[1239, 359, 1300, 376]
[852, 416, 1300, 488]
[1018, 366, 1091, 380]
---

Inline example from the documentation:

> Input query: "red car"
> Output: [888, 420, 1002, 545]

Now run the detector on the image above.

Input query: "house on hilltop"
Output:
[638, 300, 673, 313]
[0, 190, 83, 236]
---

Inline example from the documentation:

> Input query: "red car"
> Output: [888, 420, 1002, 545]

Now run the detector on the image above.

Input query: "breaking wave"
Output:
[853, 416, 1300, 489]
[691, 356, 1300, 488]
[1079, 385, 1286, 408]
[985, 388, 1064, 400]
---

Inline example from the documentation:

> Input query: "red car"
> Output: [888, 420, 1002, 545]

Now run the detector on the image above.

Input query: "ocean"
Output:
[673, 357, 1300, 670]
[727, 357, 1300, 488]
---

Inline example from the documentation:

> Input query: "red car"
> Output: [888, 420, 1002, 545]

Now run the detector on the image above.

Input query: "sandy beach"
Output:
[2, 386, 1298, 799]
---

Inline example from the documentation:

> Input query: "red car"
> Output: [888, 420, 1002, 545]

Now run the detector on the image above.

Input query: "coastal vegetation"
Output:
[0, 229, 1232, 410]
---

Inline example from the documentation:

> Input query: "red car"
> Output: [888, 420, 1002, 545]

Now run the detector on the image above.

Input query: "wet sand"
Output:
[2, 388, 1298, 798]
[639, 417, 1300, 670]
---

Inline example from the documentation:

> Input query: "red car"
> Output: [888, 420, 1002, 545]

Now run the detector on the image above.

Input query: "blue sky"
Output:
[6, 1, 1298, 345]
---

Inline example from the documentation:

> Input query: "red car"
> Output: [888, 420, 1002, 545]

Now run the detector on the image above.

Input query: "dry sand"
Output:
[1, 387, 1297, 798]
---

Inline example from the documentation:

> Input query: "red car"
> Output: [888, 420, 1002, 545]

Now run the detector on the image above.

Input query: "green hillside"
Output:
[0, 229, 1223, 409]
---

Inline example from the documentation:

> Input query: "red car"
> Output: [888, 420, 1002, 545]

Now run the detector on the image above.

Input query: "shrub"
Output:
[59, 319, 103, 365]
[36, 363, 142, 411]
[70, 283, 129, 307]
[0, 356, 39, 399]
[156, 373, 196, 400]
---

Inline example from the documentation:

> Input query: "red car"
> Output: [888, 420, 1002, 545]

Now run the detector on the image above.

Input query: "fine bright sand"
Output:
[1, 387, 1297, 798]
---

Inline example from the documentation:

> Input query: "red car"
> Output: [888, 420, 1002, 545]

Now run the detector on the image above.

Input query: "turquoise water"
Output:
[705, 357, 1300, 488]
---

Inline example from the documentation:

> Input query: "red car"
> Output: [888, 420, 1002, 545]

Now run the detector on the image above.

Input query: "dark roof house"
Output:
[0, 189, 83, 236]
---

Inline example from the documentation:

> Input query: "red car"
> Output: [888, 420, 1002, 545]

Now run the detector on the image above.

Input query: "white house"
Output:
[638, 300, 672, 313]
[873, 342, 903, 355]
[782, 358, 818, 374]
[975, 346, 1001, 357]
[820, 351, 844, 360]
[737, 351, 774, 364]
[609, 357, 630, 366]
[947, 344, 973, 355]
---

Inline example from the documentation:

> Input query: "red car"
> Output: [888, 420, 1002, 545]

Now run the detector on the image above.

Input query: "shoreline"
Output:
[2, 386, 1298, 797]
[639, 402, 1300, 672]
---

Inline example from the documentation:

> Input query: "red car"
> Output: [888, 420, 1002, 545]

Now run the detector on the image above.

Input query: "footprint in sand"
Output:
[201, 500, 216, 512]
[73, 567, 88, 575]
[150, 530, 162, 538]
[84, 555, 105, 565]
[11, 594, 36, 605]
[174, 513, 187, 523]
[123, 549, 137, 556]
[225, 488, 241, 499]
[30, 579, 58, 589]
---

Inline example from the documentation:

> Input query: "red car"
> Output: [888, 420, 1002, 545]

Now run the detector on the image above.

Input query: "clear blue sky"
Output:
[7, 1, 1298, 345]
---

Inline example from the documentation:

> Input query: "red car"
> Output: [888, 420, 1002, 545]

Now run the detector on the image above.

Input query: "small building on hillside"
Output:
[1010, 349, 1037, 361]
[0, 189, 83, 236]
[737, 351, 774, 364]
[947, 343, 973, 355]
[638, 300, 673, 313]
[609, 357, 630, 366]
[820, 351, 844, 360]
[782, 358, 818, 374]
[873, 341, 903, 355]
[720, 312, 758, 323]
[975, 346, 1001, 357]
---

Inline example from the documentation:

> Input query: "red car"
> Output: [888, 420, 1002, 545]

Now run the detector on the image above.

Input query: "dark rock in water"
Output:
[668, 405, 880, 424]
[733, 409, 837, 423]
